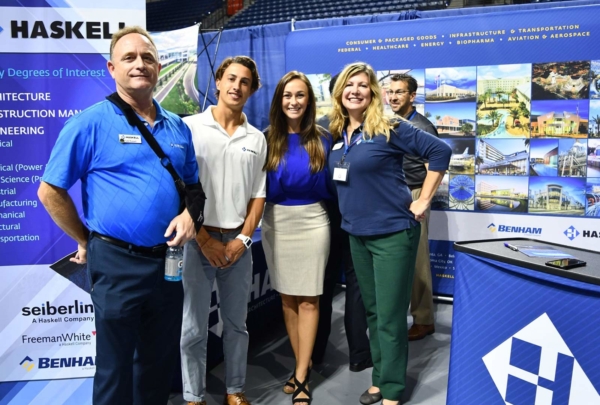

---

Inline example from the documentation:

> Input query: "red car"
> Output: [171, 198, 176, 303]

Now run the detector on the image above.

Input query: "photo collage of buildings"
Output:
[308, 60, 600, 217]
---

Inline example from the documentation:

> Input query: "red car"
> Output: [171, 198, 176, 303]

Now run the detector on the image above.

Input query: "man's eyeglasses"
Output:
[386, 90, 411, 96]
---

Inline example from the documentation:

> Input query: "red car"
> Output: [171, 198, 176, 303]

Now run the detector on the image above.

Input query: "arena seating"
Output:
[147, 0, 223, 31]
[225, 0, 449, 28]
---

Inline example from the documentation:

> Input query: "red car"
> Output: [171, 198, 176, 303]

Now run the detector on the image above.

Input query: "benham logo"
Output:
[488, 223, 542, 235]
[10, 21, 125, 39]
[483, 313, 600, 404]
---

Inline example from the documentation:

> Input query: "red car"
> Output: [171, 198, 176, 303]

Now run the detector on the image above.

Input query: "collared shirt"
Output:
[328, 121, 451, 236]
[184, 107, 266, 228]
[42, 99, 199, 246]
[401, 108, 439, 187]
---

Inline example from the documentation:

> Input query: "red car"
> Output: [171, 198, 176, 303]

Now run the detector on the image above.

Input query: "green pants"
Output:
[349, 225, 420, 401]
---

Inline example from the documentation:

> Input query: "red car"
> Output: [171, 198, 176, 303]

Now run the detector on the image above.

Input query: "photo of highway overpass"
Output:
[475, 175, 529, 213]
[529, 138, 558, 176]
[151, 25, 200, 115]
[528, 176, 586, 216]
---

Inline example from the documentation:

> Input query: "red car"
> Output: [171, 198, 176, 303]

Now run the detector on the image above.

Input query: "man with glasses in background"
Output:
[387, 73, 439, 341]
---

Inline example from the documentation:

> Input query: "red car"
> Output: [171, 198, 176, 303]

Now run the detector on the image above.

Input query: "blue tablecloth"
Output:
[447, 252, 600, 404]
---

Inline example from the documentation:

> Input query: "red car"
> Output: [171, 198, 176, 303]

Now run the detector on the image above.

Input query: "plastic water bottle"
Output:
[165, 246, 183, 281]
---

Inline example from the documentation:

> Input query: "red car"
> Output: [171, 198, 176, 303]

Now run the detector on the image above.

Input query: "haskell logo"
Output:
[241, 147, 258, 155]
[20, 356, 34, 372]
[564, 226, 580, 241]
[488, 223, 497, 233]
[483, 313, 600, 404]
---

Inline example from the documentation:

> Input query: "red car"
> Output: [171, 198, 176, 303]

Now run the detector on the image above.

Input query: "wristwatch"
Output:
[236, 234, 253, 249]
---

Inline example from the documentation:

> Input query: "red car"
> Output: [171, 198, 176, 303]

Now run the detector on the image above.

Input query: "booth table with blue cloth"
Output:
[446, 238, 600, 405]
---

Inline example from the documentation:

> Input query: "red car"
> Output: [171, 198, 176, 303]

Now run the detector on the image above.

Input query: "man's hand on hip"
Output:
[165, 208, 195, 247]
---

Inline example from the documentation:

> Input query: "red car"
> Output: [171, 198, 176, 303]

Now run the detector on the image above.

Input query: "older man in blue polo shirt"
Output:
[38, 26, 199, 405]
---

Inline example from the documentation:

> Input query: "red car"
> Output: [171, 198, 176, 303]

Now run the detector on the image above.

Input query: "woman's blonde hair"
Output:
[264, 71, 327, 173]
[329, 62, 393, 142]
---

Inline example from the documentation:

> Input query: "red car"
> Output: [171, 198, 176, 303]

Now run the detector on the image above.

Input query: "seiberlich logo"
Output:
[483, 313, 600, 404]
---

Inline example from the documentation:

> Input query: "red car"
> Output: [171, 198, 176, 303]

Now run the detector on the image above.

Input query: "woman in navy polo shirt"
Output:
[328, 62, 451, 405]
[261, 71, 332, 405]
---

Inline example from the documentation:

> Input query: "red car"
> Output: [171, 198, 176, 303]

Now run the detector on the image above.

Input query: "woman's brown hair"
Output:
[264, 71, 327, 173]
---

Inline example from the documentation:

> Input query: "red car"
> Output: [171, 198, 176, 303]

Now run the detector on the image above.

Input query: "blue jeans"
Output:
[180, 230, 253, 402]
[88, 234, 183, 405]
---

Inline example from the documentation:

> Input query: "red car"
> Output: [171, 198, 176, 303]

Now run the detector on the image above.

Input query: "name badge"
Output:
[119, 134, 142, 144]
[333, 161, 350, 182]
[332, 142, 343, 150]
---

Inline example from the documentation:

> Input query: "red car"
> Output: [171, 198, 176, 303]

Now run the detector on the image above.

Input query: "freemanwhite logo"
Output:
[483, 313, 600, 404]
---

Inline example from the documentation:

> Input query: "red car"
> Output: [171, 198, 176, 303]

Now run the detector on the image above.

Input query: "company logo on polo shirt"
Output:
[483, 313, 599, 404]
[20, 356, 34, 372]
[241, 147, 258, 155]
[170, 143, 185, 150]
[487, 222, 541, 235]
[564, 226, 580, 241]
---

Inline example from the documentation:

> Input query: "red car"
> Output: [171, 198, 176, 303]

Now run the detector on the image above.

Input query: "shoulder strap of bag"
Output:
[106, 92, 186, 195]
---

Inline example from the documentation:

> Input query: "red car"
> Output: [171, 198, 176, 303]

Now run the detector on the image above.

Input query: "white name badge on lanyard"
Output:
[333, 161, 350, 182]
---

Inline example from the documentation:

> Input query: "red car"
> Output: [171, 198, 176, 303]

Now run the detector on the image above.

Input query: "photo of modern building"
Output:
[476, 64, 531, 138]
[558, 139, 587, 177]
[425, 103, 476, 137]
[591, 60, 600, 100]
[529, 139, 559, 176]
[425, 67, 476, 102]
[475, 175, 528, 213]
[589, 100, 600, 138]
[443, 138, 475, 174]
[532, 60, 590, 100]
[432, 174, 449, 210]
[586, 178, 600, 217]
[530, 100, 588, 138]
[449, 175, 475, 210]
[307, 73, 333, 121]
[378, 69, 425, 117]
[528, 177, 586, 216]
[476, 139, 529, 175]
[588, 139, 600, 177]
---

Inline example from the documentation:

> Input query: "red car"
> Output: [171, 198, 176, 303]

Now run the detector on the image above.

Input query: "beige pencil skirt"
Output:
[261, 201, 330, 296]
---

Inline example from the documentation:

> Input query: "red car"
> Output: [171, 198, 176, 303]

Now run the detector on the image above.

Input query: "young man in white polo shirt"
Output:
[181, 56, 266, 405]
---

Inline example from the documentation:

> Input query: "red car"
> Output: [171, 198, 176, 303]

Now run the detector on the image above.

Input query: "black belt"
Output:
[91, 232, 168, 257]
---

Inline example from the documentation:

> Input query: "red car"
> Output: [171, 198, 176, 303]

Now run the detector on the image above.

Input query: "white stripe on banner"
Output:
[430, 211, 597, 251]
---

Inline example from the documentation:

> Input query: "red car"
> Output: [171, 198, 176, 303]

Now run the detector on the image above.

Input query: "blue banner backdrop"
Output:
[285, 4, 600, 295]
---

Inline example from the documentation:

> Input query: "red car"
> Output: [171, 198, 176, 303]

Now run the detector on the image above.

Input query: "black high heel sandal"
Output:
[283, 370, 295, 394]
[292, 368, 312, 404]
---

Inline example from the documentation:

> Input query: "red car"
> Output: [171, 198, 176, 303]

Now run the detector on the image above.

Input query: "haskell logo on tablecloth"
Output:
[482, 313, 600, 405]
